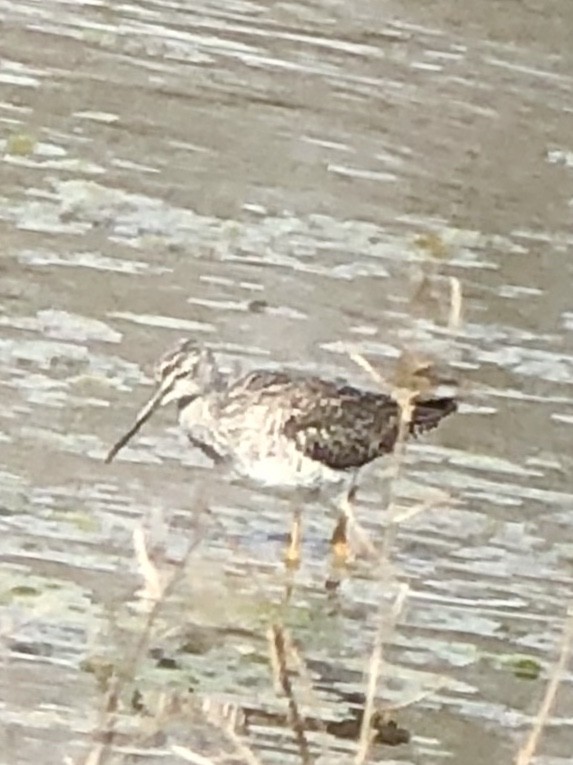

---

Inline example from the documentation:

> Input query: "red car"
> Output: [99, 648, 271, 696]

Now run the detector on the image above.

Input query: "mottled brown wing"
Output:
[222, 371, 456, 470]
[282, 384, 401, 470]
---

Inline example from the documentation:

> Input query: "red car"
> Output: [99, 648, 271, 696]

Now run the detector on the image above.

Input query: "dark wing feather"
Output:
[283, 384, 402, 470]
[410, 396, 457, 437]
[282, 383, 457, 471]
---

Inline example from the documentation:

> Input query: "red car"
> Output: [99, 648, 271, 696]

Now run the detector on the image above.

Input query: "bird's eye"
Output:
[155, 355, 179, 381]
[153, 339, 199, 383]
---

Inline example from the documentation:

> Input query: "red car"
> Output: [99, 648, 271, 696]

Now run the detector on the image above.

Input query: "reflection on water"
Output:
[1, 0, 573, 763]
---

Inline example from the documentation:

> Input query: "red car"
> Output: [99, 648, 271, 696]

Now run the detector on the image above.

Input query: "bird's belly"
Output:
[181, 407, 346, 489]
[233, 453, 344, 490]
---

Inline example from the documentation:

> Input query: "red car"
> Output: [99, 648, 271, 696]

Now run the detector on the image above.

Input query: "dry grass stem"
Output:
[126, 528, 202, 682]
[200, 695, 245, 734]
[390, 490, 453, 525]
[390, 583, 410, 621]
[82, 673, 121, 765]
[515, 606, 573, 765]
[283, 631, 330, 761]
[217, 726, 263, 765]
[355, 583, 409, 765]
[355, 628, 383, 764]
[268, 624, 313, 765]
[133, 526, 164, 604]
[448, 276, 463, 333]
[377, 390, 414, 566]
[81, 745, 106, 765]
[199, 700, 264, 765]
[268, 622, 284, 696]
[381, 675, 449, 712]
[339, 491, 378, 559]
[283, 631, 321, 708]
[346, 349, 418, 554]
[346, 348, 391, 393]
[79, 504, 208, 765]
[170, 745, 218, 765]
[346, 350, 421, 764]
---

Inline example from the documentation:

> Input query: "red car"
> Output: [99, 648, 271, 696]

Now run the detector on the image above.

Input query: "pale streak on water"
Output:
[0, 0, 573, 763]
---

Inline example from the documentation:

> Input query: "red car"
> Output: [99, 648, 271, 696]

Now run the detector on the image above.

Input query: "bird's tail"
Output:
[410, 396, 457, 437]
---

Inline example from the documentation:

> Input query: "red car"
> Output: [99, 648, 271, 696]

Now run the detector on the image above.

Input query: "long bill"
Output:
[104, 387, 166, 464]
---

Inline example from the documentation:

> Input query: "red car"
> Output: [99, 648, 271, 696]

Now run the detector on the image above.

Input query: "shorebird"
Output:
[105, 339, 457, 563]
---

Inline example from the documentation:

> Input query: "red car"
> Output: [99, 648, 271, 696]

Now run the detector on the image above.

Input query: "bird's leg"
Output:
[331, 477, 377, 562]
[186, 434, 226, 464]
[330, 484, 356, 564]
[331, 516, 349, 564]
[283, 487, 318, 567]
[284, 506, 302, 568]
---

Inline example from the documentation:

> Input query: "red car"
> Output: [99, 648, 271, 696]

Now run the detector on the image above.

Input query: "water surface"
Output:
[1, 1, 573, 763]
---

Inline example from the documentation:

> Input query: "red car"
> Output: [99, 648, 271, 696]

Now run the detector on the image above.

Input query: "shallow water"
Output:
[1, 0, 573, 763]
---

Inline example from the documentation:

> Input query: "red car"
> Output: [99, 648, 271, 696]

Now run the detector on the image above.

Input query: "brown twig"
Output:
[81, 499, 208, 765]
[268, 624, 313, 765]
[448, 276, 463, 334]
[516, 606, 573, 765]
[198, 697, 263, 765]
[345, 353, 422, 764]
[355, 584, 409, 765]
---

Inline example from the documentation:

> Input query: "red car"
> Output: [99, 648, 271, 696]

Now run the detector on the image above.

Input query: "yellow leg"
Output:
[330, 512, 350, 563]
[331, 484, 377, 562]
[330, 483, 357, 564]
[284, 508, 302, 568]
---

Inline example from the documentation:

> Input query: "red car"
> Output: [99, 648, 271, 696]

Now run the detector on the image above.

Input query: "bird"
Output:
[105, 339, 457, 564]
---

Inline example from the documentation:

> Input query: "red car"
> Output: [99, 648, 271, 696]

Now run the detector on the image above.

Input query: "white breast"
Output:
[232, 450, 345, 489]
[179, 398, 345, 489]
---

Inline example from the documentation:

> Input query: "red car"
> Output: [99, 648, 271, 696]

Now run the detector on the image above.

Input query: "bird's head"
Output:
[104, 338, 219, 463]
